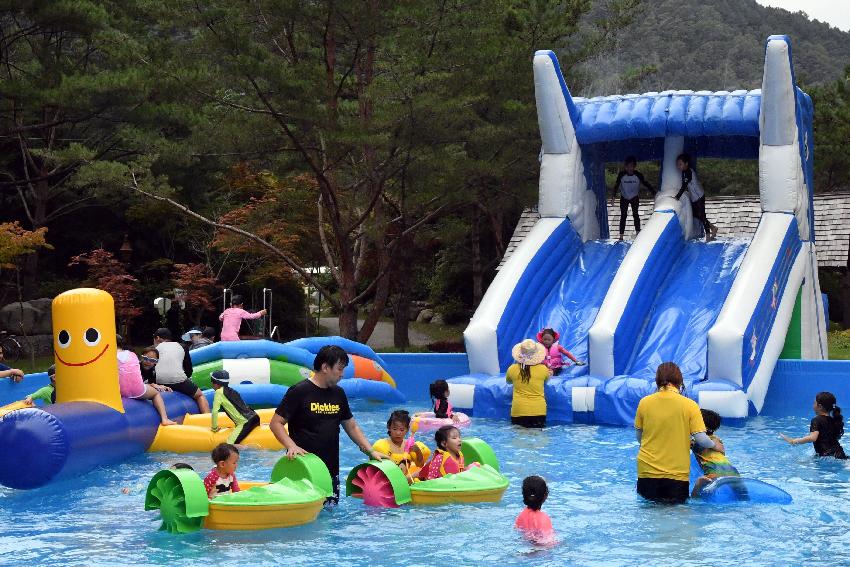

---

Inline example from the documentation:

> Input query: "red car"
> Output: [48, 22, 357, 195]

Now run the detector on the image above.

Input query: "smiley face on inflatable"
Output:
[51, 288, 123, 413]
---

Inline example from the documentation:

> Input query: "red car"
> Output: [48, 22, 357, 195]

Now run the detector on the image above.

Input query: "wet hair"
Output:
[655, 362, 683, 390]
[116, 334, 126, 349]
[387, 409, 411, 434]
[430, 379, 449, 400]
[701, 409, 721, 436]
[313, 345, 349, 372]
[676, 153, 691, 166]
[522, 475, 549, 511]
[231, 294, 244, 306]
[202, 326, 216, 339]
[434, 425, 460, 451]
[816, 392, 844, 439]
[171, 462, 194, 470]
[154, 327, 172, 340]
[211, 443, 239, 464]
[519, 365, 532, 384]
[624, 155, 637, 166]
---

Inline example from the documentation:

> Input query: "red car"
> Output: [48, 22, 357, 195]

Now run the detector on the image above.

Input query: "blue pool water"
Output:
[1, 400, 849, 566]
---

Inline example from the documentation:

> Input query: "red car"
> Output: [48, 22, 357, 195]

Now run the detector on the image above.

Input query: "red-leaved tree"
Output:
[171, 263, 218, 327]
[68, 249, 141, 335]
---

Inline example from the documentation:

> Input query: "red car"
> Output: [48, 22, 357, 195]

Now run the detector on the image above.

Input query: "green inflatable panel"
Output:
[192, 359, 310, 389]
[409, 464, 508, 495]
[144, 469, 210, 534]
[461, 438, 500, 471]
[213, 478, 327, 506]
[270, 453, 333, 497]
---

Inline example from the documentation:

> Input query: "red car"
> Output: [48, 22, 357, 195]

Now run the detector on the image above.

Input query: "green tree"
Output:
[810, 68, 850, 192]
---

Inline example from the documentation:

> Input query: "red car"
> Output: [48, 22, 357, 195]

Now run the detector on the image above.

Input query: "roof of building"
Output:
[499, 192, 850, 269]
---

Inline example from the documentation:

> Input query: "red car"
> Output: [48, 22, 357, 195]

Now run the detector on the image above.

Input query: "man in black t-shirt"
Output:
[270, 345, 385, 504]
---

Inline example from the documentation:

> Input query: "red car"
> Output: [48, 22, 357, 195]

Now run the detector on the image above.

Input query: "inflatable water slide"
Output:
[452, 36, 827, 425]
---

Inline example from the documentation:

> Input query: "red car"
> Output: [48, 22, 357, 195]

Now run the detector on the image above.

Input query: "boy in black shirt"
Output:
[270, 345, 385, 504]
[612, 156, 655, 240]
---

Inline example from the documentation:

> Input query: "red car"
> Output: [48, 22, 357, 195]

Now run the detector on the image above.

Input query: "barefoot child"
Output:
[691, 409, 740, 496]
[781, 391, 847, 459]
[204, 443, 241, 499]
[117, 335, 176, 426]
[515, 475, 554, 541]
[210, 370, 260, 445]
[372, 410, 429, 481]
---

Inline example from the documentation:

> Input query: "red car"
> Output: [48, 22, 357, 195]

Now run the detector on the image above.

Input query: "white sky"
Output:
[755, 0, 850, 32]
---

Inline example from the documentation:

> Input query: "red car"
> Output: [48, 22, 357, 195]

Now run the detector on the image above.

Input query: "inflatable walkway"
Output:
[454, 36, 827, 425]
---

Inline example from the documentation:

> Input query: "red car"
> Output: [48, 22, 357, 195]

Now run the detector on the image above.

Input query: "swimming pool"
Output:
[1, 400, 847, 566]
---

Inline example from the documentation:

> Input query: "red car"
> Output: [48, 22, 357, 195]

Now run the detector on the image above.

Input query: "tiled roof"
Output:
[499, 193, 850, 269]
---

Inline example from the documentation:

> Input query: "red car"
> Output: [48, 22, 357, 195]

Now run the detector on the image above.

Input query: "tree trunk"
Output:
[358, 246, 392, 343]
[471, 207, 483, 308]
[392, 261, 413, 350]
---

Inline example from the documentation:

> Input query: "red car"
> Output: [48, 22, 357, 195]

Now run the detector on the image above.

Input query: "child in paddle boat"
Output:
[204, 443, 241, 499]
[691, 409, 741, 496]
[372, 409, 427, 483]
[419, 425, 478, 481]
[429, 379, 459, 422]
[781, 391, 848, 459]
[515, 475, 555, 543]
[536, 328, 584, 376]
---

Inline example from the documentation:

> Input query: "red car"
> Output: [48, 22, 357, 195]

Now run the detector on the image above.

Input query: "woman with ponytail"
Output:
[781, 391, 847, 459]
[506, 339, 550, 428]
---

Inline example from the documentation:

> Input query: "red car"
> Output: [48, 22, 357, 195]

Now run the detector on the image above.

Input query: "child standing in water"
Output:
[611, 156, 655, 240]
[204, 443, 241, 498]
[419, 425, 467, 480]
[515, 476, 554, 541]
[219, 294, 267, 341]
[691, 409, 740, 496]
[781, 391, 847, 459]
[429, 379, 459, 422]
[536, 328, 584, 376]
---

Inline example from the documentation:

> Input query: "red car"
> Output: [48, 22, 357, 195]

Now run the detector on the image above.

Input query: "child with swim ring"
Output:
[781, 391, 848, 459]
[536, 328, 584, 376]
[429, 379, 459, 422]
[210, 370, 260, 445]
[691, 409, 740, 496]
[204, 443, 241, 499]
[372, 409, 430, 483]
[219, 294, 267, 341]
[25, 364, 56, 406]
[419, 425, 474, 481]
[515, 475, 554, 542]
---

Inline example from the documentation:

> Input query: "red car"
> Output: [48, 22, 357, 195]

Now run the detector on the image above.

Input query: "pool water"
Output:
[1, 401, 849, 566]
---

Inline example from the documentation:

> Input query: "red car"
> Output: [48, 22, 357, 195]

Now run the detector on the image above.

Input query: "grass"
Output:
[828, 330, 850, 360]
[9, 355, 54, 374]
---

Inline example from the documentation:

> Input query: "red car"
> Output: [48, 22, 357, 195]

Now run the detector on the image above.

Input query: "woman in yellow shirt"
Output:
[505, 339, 551, 428]
[634, 362, 723, 504]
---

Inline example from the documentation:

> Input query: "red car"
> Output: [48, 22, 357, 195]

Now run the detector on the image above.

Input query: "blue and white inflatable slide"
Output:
[452, 36, 827, 425]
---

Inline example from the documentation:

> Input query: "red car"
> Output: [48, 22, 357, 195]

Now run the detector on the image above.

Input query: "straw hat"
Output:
[512, 339, 546, 366]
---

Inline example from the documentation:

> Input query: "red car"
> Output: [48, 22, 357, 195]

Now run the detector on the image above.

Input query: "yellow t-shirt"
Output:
[634, 386, 706, 482]
[506, 363, 549, 417]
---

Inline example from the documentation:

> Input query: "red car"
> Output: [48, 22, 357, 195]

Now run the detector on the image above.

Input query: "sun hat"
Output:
[210, 370, 230, 386]
[181, 328, 203, 342]
[512, 339, 546, 366]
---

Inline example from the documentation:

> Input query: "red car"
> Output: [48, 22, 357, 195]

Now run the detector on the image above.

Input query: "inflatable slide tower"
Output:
[452, 36, 827, 425]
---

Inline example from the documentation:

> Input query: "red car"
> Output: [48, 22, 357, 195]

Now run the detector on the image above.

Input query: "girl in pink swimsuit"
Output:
[218, 294, 267, 341]
[515, 475, 555, 543]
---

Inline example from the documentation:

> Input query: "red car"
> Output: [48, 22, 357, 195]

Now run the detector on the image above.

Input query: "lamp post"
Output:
[119, 234, 133, 264]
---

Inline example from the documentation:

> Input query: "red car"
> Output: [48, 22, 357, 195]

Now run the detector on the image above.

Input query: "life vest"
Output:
[543, 342, 565, 370]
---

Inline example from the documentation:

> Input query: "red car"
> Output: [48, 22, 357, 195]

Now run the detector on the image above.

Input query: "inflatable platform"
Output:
[454, 36, 827, 425]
